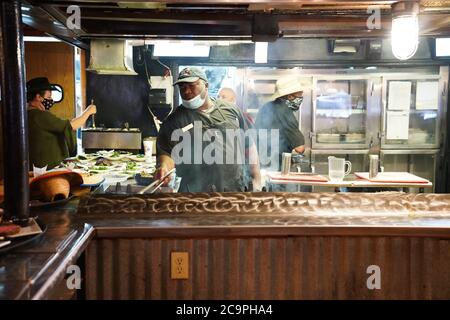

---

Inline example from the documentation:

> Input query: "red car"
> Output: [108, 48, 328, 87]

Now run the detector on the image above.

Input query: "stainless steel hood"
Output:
[86, 39, 137, 75]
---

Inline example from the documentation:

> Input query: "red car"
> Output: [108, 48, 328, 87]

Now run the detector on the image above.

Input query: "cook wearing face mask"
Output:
[255, 77, 307, 183]
[26, 77, 97, 169]
[286, 95, 304, 111]
[155, 67, 258, 192]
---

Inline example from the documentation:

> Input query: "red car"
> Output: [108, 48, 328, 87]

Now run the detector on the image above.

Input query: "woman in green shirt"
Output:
[26, 77, 96, 169]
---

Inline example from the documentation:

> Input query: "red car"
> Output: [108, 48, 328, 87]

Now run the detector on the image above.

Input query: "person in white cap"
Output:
[255, 77, 305, 172]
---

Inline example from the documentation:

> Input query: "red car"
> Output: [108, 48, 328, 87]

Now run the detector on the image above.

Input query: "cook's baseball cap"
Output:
[26, 77, 61, 93]
[173, 67, 208, 85]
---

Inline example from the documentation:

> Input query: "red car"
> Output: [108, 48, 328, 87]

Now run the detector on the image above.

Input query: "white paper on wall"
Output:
[416, 81, 439, 110]
[388, 81, 411, 110]
[386, 111, 410, 140]
[150, 76, 174, 104]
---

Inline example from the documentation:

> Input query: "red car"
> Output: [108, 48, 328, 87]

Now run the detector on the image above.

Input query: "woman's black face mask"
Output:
[42, 98, 55, 110]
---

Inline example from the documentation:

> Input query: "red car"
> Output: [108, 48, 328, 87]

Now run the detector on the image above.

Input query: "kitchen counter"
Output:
[2, 192, 450, 299]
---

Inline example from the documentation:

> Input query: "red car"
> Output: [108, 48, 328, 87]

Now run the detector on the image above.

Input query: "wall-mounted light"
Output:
[153, 41, 210, 57]
[254, 42, 268, 63]
[435, 38, 450, 57]
[391, 1, 420, 60]
[24, 36, 61, 42]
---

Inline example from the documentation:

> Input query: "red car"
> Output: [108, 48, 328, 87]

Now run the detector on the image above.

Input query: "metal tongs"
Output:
[138, 168, 175, 194]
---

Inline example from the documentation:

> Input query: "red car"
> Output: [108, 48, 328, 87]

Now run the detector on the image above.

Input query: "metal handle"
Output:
[138, 168, 175, 194]
[344, 160, 352, 175]
[91, 98, 96, 129]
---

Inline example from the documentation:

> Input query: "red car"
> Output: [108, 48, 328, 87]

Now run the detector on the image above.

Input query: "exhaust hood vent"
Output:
[87, 39, 137, 75]
[329, 39, 362, 54]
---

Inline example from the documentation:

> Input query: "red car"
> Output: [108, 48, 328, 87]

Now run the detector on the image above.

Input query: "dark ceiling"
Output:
[22, 0, 450, 48]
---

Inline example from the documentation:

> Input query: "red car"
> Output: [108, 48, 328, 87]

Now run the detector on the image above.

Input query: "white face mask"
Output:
[181, 85, 206, 109]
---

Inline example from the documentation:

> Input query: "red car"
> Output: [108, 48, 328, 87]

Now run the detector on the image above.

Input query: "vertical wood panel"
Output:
[101, 239, 113, 299]
[149, 239, 162, 299]
[409, 238, 423, 299]
[179, 239, 194, 299]
[225, 239, 240, 299]
[320, 237, 333, 299]
[241, 238, 256, 299]
[211, 239, 225, 299]
[438, 240, 450, 299]
[84, 239, 97, 299]
[298, 237, 308, 299]
[117, 239, 130, 299]
[273, 238, 287, 299]
[24, 42, 75, 120]
[286, 237, 299, 298]
[131, 239, 146, 299]
[258, 238, 270, 300]
[193, 239, 208, 299]
[423, 238, 434, 299]
[372, 237, 385, 300]
[338, 238, 355, 299]
[358, 237, 370, 299]
[85, 236, 450, 300]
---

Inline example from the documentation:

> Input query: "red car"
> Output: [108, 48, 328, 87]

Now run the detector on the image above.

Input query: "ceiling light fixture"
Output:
[24, 36, 61, 42]
[391, 1, 420, 60]
[153, 41, 210, 57]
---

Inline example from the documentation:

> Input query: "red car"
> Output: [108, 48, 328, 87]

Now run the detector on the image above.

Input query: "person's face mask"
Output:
[42, 98, 55, 110]
[286, 96, 303, 110]
[181, 85, 206, 109]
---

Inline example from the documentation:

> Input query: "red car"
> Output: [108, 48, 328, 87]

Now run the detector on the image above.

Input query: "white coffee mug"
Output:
[328, 156, 352, 182]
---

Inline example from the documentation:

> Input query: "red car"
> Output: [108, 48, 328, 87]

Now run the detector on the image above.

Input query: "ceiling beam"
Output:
[41, 4, 87, 36]
[80, 19, 252, 36]
[23, 0, 450, 41]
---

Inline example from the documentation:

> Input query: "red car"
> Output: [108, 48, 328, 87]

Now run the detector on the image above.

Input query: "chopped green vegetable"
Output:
[91, 166, 109, 171]
[126, 162, 137, 170]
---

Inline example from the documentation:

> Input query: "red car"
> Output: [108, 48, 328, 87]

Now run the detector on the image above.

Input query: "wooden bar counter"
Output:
[1, 192, 450, 300]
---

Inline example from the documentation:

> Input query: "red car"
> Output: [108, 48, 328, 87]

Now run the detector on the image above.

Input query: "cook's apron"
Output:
[178, 107, 245, 192]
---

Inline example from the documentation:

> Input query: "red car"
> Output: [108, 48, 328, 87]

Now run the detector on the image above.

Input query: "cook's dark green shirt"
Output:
[255, 98, 305, 170]
[157, 99, 249, 192]
[27, 109, 77, 169]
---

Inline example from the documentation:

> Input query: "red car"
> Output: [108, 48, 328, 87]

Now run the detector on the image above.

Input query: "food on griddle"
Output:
[0, 223, 20, 236]
[126, 162, 137, 170]
[95, 157, 113, 166]
[139, 171, 153, 178]
[60, 150, 156, 179]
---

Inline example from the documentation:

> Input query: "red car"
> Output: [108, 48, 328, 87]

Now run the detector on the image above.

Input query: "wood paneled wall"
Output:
[24, 42, 75, 120]
[85, 235, 450, 300]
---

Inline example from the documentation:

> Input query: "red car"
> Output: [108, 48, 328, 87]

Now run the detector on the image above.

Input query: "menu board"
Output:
[386, 111, 409, 140]
[416, 81, 439, 110]
[388, 81, 411, 110]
